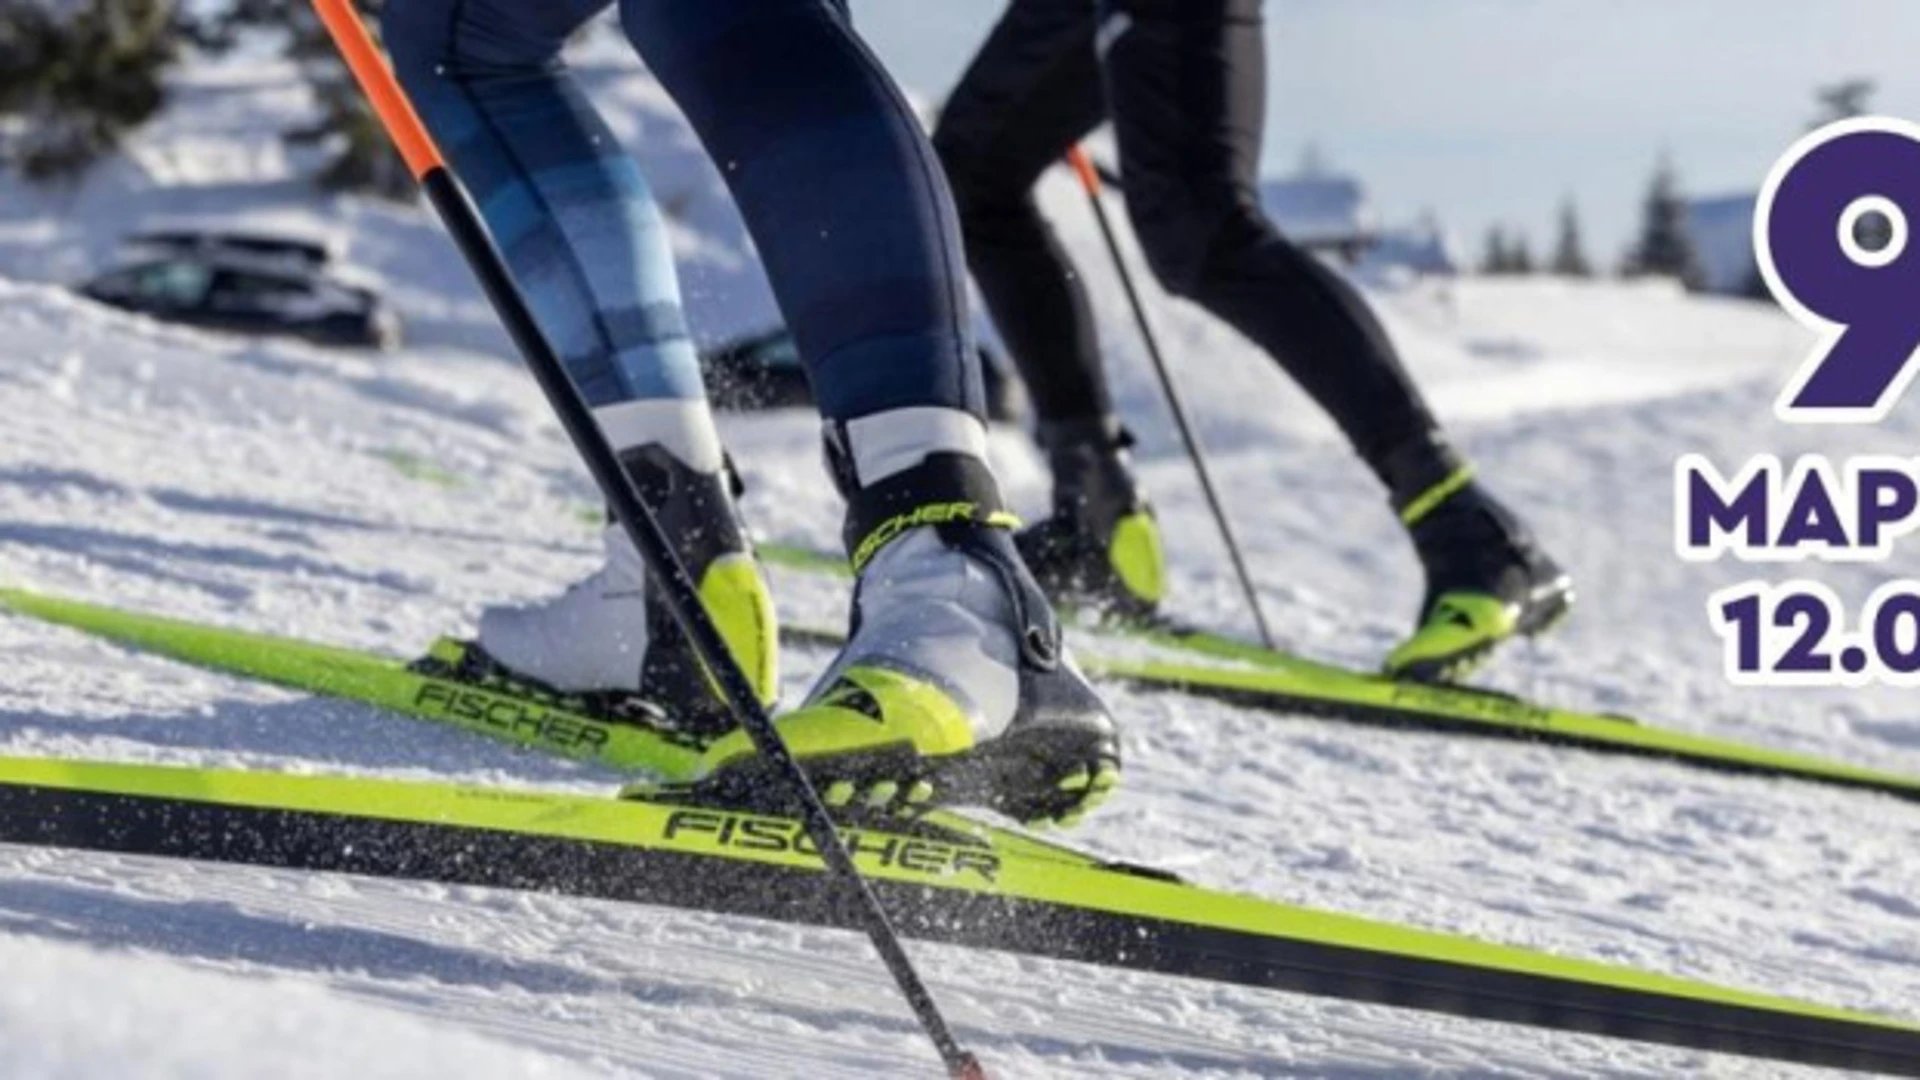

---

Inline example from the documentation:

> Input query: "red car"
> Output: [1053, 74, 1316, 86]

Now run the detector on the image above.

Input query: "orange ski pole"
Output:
[1063, 146, 1276, 649]
[310, 4, 985, 1075]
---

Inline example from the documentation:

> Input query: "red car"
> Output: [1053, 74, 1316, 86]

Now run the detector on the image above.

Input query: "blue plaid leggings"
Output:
[384, 0, 983, 420]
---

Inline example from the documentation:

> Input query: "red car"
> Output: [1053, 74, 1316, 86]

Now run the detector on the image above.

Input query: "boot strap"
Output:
[839, 453, 1016, 571]
[1380, 432, 1472, 523]
[838, 453, 1060, 672]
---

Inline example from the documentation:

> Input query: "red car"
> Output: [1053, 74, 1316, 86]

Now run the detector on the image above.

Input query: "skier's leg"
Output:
[932, 0, 1109, 428]
[619, 0, 1117, 824]
[931, 0, 1166, 620]
[384, 0, 777, 718]
[1102, 0, 1571, 679]
[1100, 0, 1442, 477]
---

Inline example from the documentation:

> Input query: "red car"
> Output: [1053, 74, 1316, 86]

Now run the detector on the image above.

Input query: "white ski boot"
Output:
[433, 400, 777, 731]
[680, 408, 1121, 827]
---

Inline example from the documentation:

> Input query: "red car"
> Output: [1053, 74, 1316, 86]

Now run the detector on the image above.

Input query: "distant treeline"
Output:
[0, 0, 411, 196]
[0, 4, 1888, 299]
[1480, 80, 1881, 290]
[1478, 156, 1698, 286]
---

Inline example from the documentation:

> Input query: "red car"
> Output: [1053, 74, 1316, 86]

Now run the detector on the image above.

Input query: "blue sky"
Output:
[855, 0, 1920, 266]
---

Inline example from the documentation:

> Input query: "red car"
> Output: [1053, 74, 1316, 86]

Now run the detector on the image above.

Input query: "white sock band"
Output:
[594, 399, 725, 473]
[842, 407, 990, 486]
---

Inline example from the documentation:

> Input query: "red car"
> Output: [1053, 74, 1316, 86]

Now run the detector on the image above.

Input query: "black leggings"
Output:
[933, 0, 1445, 485]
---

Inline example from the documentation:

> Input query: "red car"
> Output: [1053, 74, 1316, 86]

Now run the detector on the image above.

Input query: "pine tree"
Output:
[1812, 79, 1876, 128]
[1508, 233, 1536, 276]
[0, 0, 192, 181]
[209, 0, 410, 200]
[1625, 154, 1703, 288]
[0, 0, 410, 197]
[1480, 226, 1539, 276]
[1549, 198, 1592, 277]
[1479, 226, 1511, 275]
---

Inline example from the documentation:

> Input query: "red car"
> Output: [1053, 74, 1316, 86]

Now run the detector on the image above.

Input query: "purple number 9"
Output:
[1757, 119, 1920, 423]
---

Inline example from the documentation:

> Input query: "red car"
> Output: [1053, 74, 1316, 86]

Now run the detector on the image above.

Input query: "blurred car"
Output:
[701, 326, 1026, 422]
[76, 230, 401, 350]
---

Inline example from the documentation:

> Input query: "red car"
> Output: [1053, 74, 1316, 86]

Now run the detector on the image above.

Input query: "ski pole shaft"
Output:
[1065, 146, 1278, 651]
[310, 4, 982, 1075]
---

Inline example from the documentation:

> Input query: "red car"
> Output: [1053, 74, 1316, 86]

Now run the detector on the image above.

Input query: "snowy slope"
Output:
[1, 47, 1917, 1079]
[0, 935, 602, 1080]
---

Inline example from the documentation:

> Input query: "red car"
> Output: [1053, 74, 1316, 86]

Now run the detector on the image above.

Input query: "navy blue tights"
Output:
[384, 0, 983, 421]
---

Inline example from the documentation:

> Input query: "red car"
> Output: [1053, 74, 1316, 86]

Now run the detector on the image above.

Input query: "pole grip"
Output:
[310, 0, 444, 180]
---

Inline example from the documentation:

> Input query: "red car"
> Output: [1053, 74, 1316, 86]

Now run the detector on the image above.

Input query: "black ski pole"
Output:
[1064, 147, 1278, 650]
[312, 4, 984, 1076]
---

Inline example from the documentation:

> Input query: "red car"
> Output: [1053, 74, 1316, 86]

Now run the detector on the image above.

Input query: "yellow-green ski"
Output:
[0, 587, 704, 779]
[7, 587, 1920, 1072]
[757, 543, 1920, 806]
[0, 753, 1916, 1075]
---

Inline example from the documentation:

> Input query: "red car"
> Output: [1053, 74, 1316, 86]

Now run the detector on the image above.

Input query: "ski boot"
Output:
[638, 409, 1121, 828]
[421, 401, 778, 734]
[1383, 445, 1574, 683]
[1016, 418, 1166, 623]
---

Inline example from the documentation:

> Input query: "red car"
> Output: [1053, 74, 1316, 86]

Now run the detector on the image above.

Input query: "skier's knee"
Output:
[1127, 187, 1278, 299]
[931, 93, 1066, 220]
[1125, 196, 1220, 298]
[932, 126, 1039, 248]
[931, 121, 1003, 218]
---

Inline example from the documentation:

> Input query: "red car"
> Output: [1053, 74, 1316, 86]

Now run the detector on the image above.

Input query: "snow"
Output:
[0, 44, 1917, 1080]
[0, 934, 599, 1080]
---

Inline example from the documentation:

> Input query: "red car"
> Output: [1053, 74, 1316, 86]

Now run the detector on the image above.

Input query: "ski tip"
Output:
[950, 1053, 989, 1080]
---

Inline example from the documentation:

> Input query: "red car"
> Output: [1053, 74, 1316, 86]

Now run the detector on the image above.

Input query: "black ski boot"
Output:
[1016, 418, 1166, 622]
[1384, 441, 1574, 683]
[417, 400, 778, 735]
